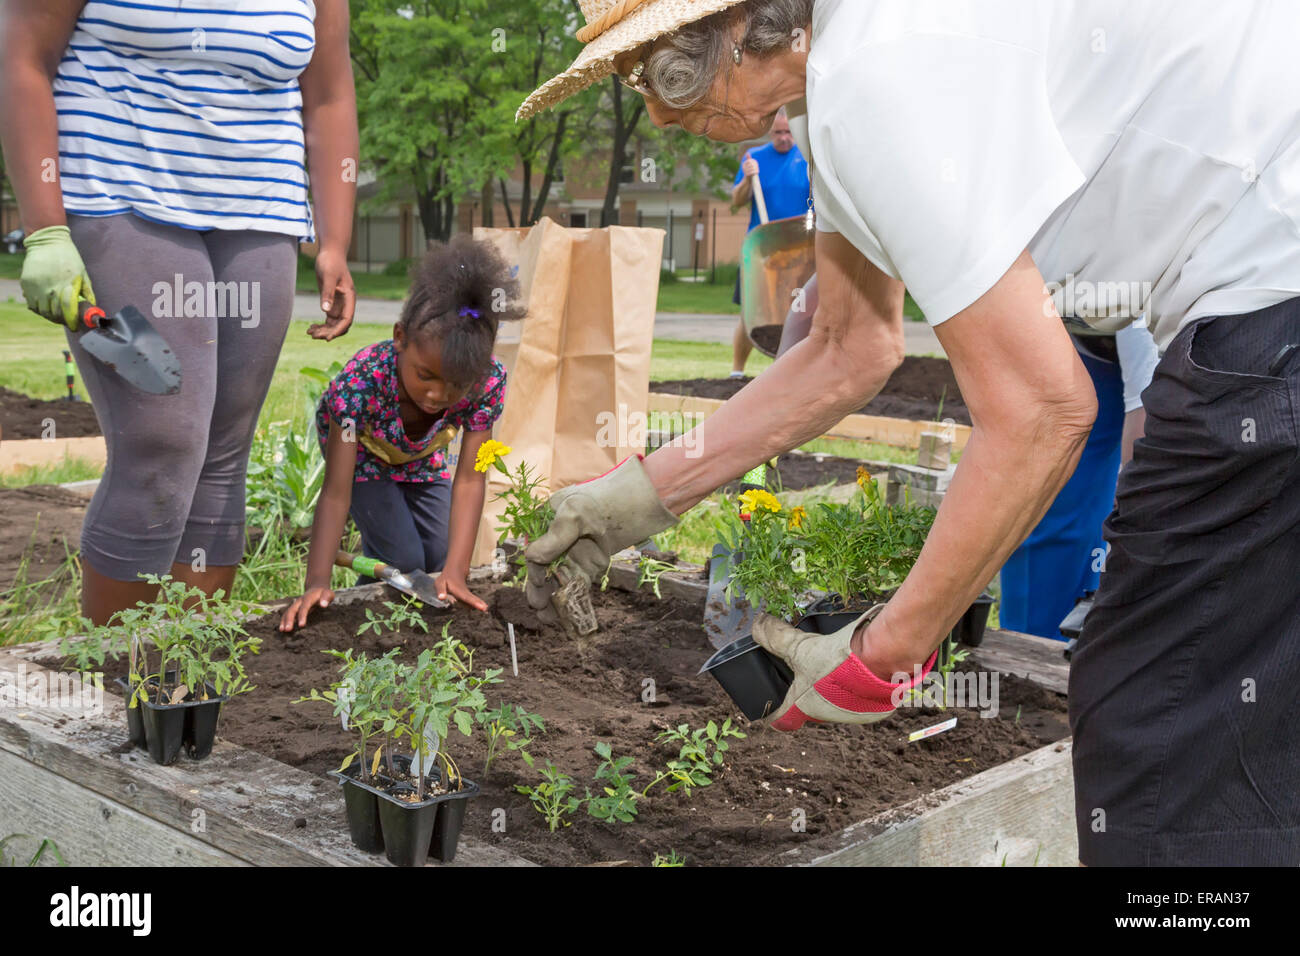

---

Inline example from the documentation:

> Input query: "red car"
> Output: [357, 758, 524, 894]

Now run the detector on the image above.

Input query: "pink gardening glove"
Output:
[754, 605, 937, 732]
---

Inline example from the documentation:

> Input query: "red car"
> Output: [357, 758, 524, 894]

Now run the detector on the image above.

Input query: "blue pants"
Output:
[999, 351, 1126, 639]
[349, 477, 451, 582]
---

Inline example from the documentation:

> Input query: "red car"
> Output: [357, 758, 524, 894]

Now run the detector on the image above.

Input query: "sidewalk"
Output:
[0, 278, 945, 356]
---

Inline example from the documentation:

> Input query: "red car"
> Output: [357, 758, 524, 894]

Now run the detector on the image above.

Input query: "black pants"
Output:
[348, 477, 452, 583]
[1070, 300, 1300, 865]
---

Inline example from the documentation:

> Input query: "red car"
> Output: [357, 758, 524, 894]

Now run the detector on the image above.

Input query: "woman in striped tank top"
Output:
[0, 0, 358, 624]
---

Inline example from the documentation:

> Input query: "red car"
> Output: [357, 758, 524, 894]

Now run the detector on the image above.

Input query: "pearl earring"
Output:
[733, 45, 743, 65]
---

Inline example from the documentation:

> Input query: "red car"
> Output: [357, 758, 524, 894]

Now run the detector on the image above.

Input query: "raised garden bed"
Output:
[0, 386, 102, 440]
[0, 484, 85, 591]
[4, 566, 1077, 866]
[721, 451, 883, 494]
[652, 356, 971, 426]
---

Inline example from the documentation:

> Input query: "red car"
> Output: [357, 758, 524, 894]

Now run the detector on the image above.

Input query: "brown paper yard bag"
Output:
[468, 217, 664, 567]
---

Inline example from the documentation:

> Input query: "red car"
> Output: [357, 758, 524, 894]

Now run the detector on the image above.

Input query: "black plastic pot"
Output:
[802, 593, 877, 634]
[330, 762, 386, 854]
[374, 768, 482, 867]
[121, 672, 227, 765]
[952, 592, 995, 647]
[700, 635, 795, 721]
[184, 690, 224, 759]
[430, 782, 479, 863]
[114, 677, 147, 749]
[139, 696, 187, 765]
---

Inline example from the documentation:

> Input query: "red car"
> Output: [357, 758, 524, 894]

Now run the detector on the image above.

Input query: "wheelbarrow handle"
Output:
[751, 171, 770, 225]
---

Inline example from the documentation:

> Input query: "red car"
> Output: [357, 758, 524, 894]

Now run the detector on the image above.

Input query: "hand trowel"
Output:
[70, 301, 182, 395]
[702, 464, 767, 649]
[335, 550, 449, 608]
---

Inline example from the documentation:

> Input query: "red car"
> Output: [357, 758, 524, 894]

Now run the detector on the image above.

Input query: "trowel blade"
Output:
[78, 305, 182, 395]
[386, 569, 449, 608]
[702, 542, 755, 649]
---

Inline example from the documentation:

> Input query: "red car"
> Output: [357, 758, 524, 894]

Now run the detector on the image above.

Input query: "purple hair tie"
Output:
[458, 306, 482, 319]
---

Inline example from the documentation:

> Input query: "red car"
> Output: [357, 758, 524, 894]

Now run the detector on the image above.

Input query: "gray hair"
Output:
[643, 0, 814, 110]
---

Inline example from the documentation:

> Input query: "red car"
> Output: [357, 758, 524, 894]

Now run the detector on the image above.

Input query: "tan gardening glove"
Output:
[754, 605, 937, 732]
[524, 455, 679, 621]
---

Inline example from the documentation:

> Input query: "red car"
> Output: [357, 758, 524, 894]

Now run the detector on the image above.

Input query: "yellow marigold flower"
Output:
[856, 466, 873, 491]
[474, 439, 512, 473]
[787, 506, 807, 530]
[739, 489, 781, 514]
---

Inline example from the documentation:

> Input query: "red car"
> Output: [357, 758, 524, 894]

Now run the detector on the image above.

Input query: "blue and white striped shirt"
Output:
[54, 0, 316, 240]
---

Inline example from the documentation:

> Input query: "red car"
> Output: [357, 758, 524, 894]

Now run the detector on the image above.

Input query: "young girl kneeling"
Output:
[280, 236, 522, 631]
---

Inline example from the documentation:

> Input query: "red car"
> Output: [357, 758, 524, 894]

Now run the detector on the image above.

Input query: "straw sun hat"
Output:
[515, 0, 751, 122]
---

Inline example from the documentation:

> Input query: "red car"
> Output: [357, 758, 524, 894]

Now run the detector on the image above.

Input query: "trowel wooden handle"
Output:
[336, 551, 388, 579]
[76, 300, 107, 330]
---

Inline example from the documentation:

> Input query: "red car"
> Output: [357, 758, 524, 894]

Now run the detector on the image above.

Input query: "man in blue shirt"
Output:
[729, 108, 811, 378]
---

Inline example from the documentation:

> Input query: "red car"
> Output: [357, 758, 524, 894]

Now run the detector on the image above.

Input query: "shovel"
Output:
[335, 550, 449, 608]
[72, 301, 182, 395]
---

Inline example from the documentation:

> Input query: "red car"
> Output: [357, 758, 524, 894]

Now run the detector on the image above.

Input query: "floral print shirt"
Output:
[316, 339, 507, 483]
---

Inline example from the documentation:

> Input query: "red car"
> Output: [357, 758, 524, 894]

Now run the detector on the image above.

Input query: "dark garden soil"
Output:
[652, 355, 971, 425]
[0, 386, 102, 440]
[97, 581, 1066, 866]
[0, 485, 85, 592]
[721, 451, 875, 495]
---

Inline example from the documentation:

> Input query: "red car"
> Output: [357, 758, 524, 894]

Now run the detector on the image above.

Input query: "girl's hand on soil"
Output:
[309, 245, 356, 340]
[279, 586, 336, 631]
[435, 572, 487, 611]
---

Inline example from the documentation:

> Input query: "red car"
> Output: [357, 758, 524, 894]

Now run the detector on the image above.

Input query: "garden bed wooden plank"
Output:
[0, 641, 533, 867]
[1, 572, 1072, 867]
[0, 746, 245, 866]
[647, 392, 972, 452]
[970, 629, 1070, 695]
[784, 739, 1076, 866]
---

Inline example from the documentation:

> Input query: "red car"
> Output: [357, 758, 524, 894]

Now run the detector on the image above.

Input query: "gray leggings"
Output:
[67, 213, 296, 581]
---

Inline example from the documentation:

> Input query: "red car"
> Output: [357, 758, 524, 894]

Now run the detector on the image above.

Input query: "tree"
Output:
[482, 0, 590, 227]
[596, 77, 645, 226]
[350, 0, 517, 243]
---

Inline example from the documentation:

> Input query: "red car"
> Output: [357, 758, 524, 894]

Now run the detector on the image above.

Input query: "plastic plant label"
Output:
[412, 726, 440, 779]
[337, 678, 356, 730]
[908, 717, 957, 743]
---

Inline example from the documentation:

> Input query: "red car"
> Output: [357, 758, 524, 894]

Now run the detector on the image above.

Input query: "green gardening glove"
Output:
[20, 224, 95, 330]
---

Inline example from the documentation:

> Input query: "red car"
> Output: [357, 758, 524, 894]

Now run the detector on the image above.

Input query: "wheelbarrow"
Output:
[738, 174, 817, 358]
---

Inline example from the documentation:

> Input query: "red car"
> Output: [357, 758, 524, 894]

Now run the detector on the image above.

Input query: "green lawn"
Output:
[297, 256, 411, 301]
[10, 248, 928, 319]
[649, 338, 771, 380]
[0, 298, 363, 424]
[0, 456, 102, 488]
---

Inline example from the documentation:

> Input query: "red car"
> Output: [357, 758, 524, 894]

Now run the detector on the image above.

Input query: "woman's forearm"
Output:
[645, 322, 903, 513]
[0, 5, 77, 231]
[863, 404, 1093, 676]
[303, 94, 358, 254]
[443, 478, 485, 575]
[300, 0, 357, 254]
[857, 249, 1099, 678]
